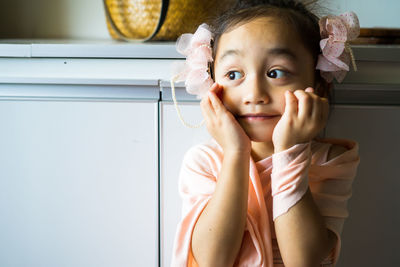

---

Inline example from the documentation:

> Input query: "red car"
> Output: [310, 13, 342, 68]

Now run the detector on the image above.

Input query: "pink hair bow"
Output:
[172, 23, 214, 99]
[316, 11, 360, 83]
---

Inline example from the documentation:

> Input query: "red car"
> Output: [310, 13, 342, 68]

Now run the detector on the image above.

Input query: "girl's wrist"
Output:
[274, 145, 293, 154]
[223, 148, 251, 159]
[274, 141, 311, 154]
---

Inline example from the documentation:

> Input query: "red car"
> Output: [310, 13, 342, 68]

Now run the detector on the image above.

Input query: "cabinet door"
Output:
[0, 100, 158, 267]
[160, 101, 400, 267]
[160, 102, 210, 267]
[325, 105, 400, 267]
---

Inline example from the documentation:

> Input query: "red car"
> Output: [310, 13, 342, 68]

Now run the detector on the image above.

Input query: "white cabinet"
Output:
[0, 43, 399, 267]
[160, 85, 400, 267]
[0, 84, 159, 266]
[159, 99, 210, 267]
[325, 105, 400, 267]
[0, 45, 179, 267]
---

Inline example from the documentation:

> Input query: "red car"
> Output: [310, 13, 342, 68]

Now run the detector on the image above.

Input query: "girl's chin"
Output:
[248, 135, 273, 143]
[243, 129, 274, 143]
[241, 125, 274, 143]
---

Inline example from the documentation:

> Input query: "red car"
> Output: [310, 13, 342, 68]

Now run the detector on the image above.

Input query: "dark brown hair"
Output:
[208, 0, 332, 101]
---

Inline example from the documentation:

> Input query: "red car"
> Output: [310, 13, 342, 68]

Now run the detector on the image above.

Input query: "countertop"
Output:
[0, 40, 186, 86]
[0, 39, 184, 59]
[1, 39, 400, 62]
[0, 40, 399, 105]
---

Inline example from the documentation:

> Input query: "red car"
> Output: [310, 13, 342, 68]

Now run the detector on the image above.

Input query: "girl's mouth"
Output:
[238, 113, 280, 121]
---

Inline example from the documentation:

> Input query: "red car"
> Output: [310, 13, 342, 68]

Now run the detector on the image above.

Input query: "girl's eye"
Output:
[227, 71, 243, 80]
[267, 69, 287, 79]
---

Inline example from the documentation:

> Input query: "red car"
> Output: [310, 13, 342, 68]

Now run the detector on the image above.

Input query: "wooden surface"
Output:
[352, 28, 400, 44]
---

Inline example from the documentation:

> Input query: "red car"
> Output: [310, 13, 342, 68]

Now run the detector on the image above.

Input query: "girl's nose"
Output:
[243, 75, 270, 105]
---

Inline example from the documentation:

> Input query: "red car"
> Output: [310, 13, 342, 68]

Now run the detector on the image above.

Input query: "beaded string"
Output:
[345, 42, 358, 71]
[170, 74, 205, 128]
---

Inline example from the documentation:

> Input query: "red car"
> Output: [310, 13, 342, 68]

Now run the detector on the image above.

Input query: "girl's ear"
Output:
[209, 62, 215, 81]
[210, 61, 218, 83]
[210, 38, 216, 81]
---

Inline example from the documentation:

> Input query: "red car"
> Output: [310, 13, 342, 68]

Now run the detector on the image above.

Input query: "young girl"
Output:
[171, 0, 361, 266]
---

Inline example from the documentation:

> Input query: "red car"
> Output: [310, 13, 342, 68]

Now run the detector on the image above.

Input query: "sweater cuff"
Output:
[271, 142, 311, 220]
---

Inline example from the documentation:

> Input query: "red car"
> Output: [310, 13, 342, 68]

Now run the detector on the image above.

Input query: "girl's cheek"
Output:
[280, 94, 289, 113]
[221, 90, 239, 114]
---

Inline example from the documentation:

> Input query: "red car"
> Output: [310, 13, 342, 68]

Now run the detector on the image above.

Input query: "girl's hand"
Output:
[200, 83, 251, 155]
[272, 87, 329, 153]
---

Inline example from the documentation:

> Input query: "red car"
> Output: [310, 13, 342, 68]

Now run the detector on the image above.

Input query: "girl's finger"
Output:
[200, 95, 216, 121]
[305, 87, 314, 93]
[208, 91, 224, 114]
[284, 90, 298, 116]
[208, 82, 219, 93]
[209, 83, 223, 99]
[295, 90, 312, 119]
[208, 82, 218, 92]
[311, 96, 322, 121]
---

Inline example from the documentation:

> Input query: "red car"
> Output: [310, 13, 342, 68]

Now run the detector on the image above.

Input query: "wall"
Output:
[323, 0, 400, 28]
[0, 0, 399, 40]
[0, 0, 109, 39]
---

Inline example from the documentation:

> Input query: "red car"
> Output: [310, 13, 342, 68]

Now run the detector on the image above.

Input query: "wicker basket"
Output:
[104, 0, 233, 42]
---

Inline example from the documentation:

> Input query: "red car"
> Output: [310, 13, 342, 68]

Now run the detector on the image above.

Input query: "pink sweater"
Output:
[171, 138, 360, 267]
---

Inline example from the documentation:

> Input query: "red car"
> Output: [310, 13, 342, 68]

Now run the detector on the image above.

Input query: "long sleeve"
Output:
[265, 138, 360, 266]
[171, 138, 360, 267]
[171, 139, 275, 267]
[170, 141, 221, 267]
[308, 139, 360, 265]
[271, 141, 312, 220]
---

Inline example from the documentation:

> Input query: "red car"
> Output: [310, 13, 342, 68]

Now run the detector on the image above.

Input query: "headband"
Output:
[316, 11, 360, 83]
[171, 23, 214, 99]
[170, 23, 213, 128]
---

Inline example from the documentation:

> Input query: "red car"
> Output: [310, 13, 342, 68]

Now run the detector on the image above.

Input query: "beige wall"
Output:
[0, 0, 110, 39]
[324, 0, 400, 28]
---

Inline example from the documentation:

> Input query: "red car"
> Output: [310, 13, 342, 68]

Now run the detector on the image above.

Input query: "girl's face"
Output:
[214, 16, 316, 143]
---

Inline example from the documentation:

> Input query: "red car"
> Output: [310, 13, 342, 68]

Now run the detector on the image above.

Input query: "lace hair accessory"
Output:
[316, 11, 360, 83]
[170, 23, 214, 128]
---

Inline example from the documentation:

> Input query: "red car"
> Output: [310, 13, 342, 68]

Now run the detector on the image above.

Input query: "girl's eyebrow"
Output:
[218, 47, 298, 63]
[268, 47, 298, 61]
[218, 49, 242, 63]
